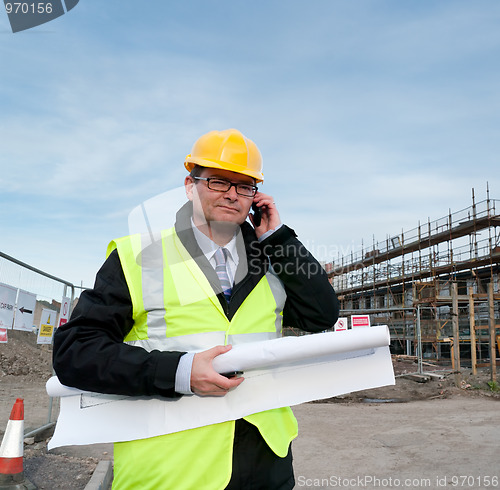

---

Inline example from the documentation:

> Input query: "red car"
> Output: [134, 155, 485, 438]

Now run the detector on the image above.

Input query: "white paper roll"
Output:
[46, 376, 89, 398]
[47, 325, 395, 448]
[212, 325, 390, 373]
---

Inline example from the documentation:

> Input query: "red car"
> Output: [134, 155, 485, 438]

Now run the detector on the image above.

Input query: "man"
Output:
[53, 128, 339, 489]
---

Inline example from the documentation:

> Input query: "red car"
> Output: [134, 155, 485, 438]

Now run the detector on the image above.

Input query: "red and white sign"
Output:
[58, 296, 71, 327]
[351, 315, 371, 328]
[0, 328, 7, 343]
[334, 317, 348, 331]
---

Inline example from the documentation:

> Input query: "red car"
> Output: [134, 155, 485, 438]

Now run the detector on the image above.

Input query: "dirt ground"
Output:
[1, 330, 500, 489]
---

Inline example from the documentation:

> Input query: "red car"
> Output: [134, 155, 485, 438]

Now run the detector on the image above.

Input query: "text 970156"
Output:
[5, 2, 53, 14]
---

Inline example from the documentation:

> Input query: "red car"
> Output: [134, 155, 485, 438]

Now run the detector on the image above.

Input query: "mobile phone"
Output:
[251, 203, 262, 227]
[221, 371, 244, 378]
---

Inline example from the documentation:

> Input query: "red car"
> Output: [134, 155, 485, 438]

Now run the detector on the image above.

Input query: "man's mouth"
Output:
[218, 205, 239, 212]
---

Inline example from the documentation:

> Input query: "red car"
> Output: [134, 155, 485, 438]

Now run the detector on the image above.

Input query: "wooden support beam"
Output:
[472, 293, 500, 300]
[452, 282, 461, 373]
[488, 283, 497, 382]
[469, 286, 477, 375]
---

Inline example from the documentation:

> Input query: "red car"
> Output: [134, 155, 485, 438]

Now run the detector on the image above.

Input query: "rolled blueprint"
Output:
[47, 325, 394, 448]
[46, 376, 90, 398]
[212, 325, 390, 373]
[47, 325, 390, 398]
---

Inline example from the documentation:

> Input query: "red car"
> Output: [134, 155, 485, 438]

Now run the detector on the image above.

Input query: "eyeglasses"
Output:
[193, 177, 258, 197]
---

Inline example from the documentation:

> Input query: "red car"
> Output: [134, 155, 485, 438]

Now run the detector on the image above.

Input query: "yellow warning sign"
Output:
[38, 308, 57, 344]
[39, 324, 54, 337]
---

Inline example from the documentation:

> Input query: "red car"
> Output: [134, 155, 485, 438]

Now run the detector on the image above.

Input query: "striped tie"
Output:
[214, 247, 232, 302]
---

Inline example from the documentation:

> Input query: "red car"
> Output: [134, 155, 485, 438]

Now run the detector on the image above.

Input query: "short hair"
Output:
[189, 165, 204, 179]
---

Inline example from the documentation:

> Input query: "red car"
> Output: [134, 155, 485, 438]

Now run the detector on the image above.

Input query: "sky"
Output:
[1, 0, 499, 292]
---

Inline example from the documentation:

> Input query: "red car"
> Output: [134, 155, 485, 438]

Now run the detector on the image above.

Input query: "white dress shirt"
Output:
[174, 220, 282, 395]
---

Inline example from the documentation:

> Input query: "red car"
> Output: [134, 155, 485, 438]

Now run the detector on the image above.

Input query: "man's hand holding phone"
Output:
[250, 192, 281, 239]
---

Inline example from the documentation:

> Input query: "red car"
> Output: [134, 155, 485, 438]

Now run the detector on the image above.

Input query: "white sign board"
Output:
[37, 308, 57, 345]
[334, 317, 348, 331]
[0, 283, 17, 329]
[58, 296, 71, 327]
[351, 314, 371, 328]
[14, 290, 37, 332]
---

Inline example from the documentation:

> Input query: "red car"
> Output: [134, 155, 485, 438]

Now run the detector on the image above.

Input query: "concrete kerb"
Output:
[85, 460, 113, 490]
[24, 419, 114, 489]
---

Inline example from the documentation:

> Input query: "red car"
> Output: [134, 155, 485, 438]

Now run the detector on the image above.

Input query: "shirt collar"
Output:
[190, 218, 238, 265]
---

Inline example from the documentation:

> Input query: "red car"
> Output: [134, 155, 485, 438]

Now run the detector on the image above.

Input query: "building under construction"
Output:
[325, 189, 500, 377]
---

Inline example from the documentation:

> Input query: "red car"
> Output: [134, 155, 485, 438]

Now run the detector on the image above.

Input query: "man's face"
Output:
[185, 167, 256, 227]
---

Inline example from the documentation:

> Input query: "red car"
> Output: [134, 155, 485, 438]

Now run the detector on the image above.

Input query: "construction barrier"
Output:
[0, 250, 80, 439]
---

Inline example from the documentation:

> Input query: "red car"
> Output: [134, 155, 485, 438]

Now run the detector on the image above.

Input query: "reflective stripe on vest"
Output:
[107, 228, 297, 489]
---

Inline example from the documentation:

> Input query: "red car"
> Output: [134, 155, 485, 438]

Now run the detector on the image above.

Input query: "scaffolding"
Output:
[326, 189, 500, 378]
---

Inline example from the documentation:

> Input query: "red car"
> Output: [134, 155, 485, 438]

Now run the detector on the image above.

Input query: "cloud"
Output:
[1, 0, 499, 290]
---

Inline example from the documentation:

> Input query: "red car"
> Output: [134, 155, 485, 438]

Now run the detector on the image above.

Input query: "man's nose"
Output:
[224, 185, 239, 200]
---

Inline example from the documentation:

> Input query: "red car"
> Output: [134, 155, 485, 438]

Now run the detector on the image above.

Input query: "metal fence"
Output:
[0, 250, 78, 437]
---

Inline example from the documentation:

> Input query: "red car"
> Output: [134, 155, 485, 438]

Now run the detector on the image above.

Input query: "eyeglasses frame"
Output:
[192, 176, 258, 197]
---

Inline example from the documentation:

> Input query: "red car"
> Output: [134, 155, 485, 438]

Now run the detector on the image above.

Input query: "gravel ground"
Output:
[2, 329, 499, 489]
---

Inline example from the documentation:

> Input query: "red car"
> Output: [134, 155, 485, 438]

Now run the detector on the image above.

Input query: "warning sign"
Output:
[58, 296, 71, 327]
[39, 324, 54, 336]
[14, 289, 37, 332]
[351, 315, 371, 328]
[0, 283, 17, 329]
[37, 308, 57, 345]
[334, 317, 348, 331]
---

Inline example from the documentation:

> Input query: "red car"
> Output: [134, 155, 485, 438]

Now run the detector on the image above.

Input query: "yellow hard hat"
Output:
[184, 129, 264, 183]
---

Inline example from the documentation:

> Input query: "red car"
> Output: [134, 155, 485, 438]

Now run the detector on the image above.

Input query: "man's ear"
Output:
[185, 176, 194, 201]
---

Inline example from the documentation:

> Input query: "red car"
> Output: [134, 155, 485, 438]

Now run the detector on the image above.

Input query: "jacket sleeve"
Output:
[52, 250, 186, 398]
[259, 225, 340, 332]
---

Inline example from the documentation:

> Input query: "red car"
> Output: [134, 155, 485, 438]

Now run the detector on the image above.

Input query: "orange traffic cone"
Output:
[0, 398, 36, 489]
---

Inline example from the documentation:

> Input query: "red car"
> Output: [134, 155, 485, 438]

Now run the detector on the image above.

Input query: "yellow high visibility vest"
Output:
[108, 227, 298, 490]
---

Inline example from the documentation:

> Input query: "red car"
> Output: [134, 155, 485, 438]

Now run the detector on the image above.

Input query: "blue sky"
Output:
[1, 1, 499, 291]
